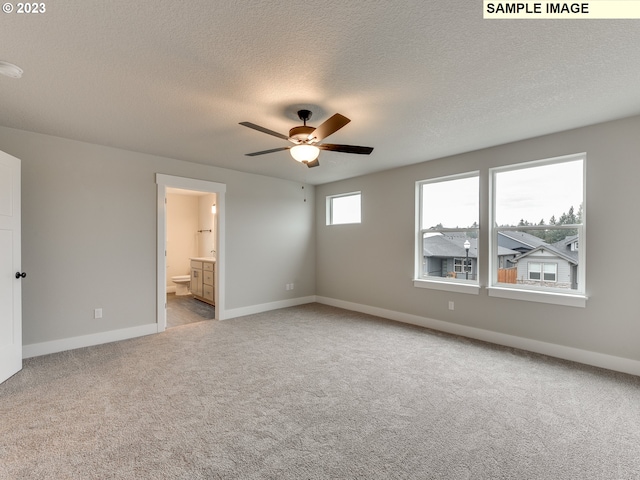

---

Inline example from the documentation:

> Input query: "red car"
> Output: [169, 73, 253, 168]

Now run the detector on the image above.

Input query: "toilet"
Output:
[171, 275, 191, 295]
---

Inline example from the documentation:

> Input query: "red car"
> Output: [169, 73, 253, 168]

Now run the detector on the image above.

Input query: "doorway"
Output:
[156, 174, 226, 331]
[166, 187, 216, 328]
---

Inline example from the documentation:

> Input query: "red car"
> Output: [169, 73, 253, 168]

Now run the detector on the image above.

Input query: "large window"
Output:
[327, 192, 361, 225]
[415, 172, 479, 292]
[490, 154, 585, 301]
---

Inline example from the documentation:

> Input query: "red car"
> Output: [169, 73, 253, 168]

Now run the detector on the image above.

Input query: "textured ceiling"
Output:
[1, 1, 639, 185]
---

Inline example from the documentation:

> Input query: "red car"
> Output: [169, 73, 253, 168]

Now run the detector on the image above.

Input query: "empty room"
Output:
[2, 1, 640, 478]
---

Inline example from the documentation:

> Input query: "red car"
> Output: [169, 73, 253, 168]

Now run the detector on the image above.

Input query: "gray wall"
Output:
[3, 114, 639, 362]
[0, 126, 315, 346]
[316, 115, 640, 362]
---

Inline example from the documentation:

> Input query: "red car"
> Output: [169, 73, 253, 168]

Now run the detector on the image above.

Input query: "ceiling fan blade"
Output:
[319, 144, 374, 155]
[239, 122, 290, 140]
[308, 114, 351, 142]
[245, 147, 290, 156]
[304, 159, 320, 168]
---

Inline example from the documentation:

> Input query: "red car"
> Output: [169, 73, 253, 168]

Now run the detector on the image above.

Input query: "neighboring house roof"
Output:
[498, 231, 549, 250]
[514, 245, 578, 265]
[498, 230, 580, 264]
[552, 234, 579, 263]
[423, 230, 578, 265]
[423, 234, 477, 258]
[497, 245, 520, 256]
[423, 233, 518, 258]
[554, 234, 579, 247]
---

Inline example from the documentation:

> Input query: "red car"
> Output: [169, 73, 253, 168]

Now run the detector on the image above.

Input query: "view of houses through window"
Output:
[493, 229, 581, 290]
[418, 173, 479, 283]
[417, 154, 585, 297]
[492, 156, 584, 294]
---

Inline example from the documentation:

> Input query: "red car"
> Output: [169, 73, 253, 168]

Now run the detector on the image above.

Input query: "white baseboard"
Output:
[23, 323, 159, 359]
[222, 296, 317, 320]
[316, 296, 640, 377]
[166, 285, 176, 294]
[22, 295, 318, 358]
[23, 296, 640, 377]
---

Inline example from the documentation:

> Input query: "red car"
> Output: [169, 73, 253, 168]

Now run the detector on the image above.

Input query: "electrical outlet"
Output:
[448, 301, 454, 311]
[94, 308, 103, 319]
[290, 283, 294, 290]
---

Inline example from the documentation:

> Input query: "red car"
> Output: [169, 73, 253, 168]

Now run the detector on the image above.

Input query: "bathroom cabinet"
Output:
[190, 258, 215, 306]
[190, 260, 203, 297]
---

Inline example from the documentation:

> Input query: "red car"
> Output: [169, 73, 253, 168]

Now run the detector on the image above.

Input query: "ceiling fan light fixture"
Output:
[290, 144, 320, 163]
[240, 111, 372, 163]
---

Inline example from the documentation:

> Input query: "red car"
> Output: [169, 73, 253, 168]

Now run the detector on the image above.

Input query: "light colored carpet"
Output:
[1, 303, 639, 479]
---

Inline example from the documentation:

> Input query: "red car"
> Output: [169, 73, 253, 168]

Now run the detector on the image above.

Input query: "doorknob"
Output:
[15, 272, 26, 279]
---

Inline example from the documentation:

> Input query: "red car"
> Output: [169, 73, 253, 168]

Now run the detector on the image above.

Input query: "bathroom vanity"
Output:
[190, 257, 215, 306]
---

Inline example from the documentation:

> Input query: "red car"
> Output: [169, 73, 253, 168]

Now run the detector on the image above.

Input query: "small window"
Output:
[454, 258, 472, 273]
[543, 263, 557, 282]
[327, 192, 361, 225]
[528, 262, 541, 280]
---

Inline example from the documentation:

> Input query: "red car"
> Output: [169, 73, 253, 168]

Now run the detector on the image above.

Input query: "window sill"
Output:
[487, 286, 587, 308]
[413, 279, 480, 295]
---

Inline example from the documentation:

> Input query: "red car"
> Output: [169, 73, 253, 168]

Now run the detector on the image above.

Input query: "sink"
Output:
[190, 257, 216, 262]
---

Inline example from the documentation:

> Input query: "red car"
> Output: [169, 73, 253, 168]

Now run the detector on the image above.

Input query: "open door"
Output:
[0, 150, 22, 384]
[156, 174, 226, 328]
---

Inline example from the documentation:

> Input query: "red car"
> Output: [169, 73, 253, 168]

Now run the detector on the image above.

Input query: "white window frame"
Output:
[414, 172, 480, 295]
[326, 191, 361, 225]
[488, 153, 587, 307]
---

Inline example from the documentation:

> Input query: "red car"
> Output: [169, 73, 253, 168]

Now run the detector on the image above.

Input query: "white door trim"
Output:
[155, 174, 226, 331]
[0, 150, 22, 384]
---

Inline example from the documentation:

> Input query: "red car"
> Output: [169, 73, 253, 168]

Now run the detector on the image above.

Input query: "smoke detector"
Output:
[0, 61, 23, 79]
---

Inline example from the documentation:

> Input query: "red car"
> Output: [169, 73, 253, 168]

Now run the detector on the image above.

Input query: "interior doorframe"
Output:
[156, 174, 226, 331]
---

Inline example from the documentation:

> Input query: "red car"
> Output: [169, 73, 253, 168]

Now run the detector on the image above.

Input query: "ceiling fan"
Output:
[239, 109, 373, 168]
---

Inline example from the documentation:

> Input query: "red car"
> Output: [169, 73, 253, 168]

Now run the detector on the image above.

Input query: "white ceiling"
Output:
[2, 1, 639, 185]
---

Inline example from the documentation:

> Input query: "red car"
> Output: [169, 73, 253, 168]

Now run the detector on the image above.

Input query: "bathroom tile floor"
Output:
[166, 293, 215, 328]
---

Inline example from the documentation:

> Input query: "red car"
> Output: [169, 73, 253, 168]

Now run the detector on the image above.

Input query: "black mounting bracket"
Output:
[297, 109, 312, 125]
